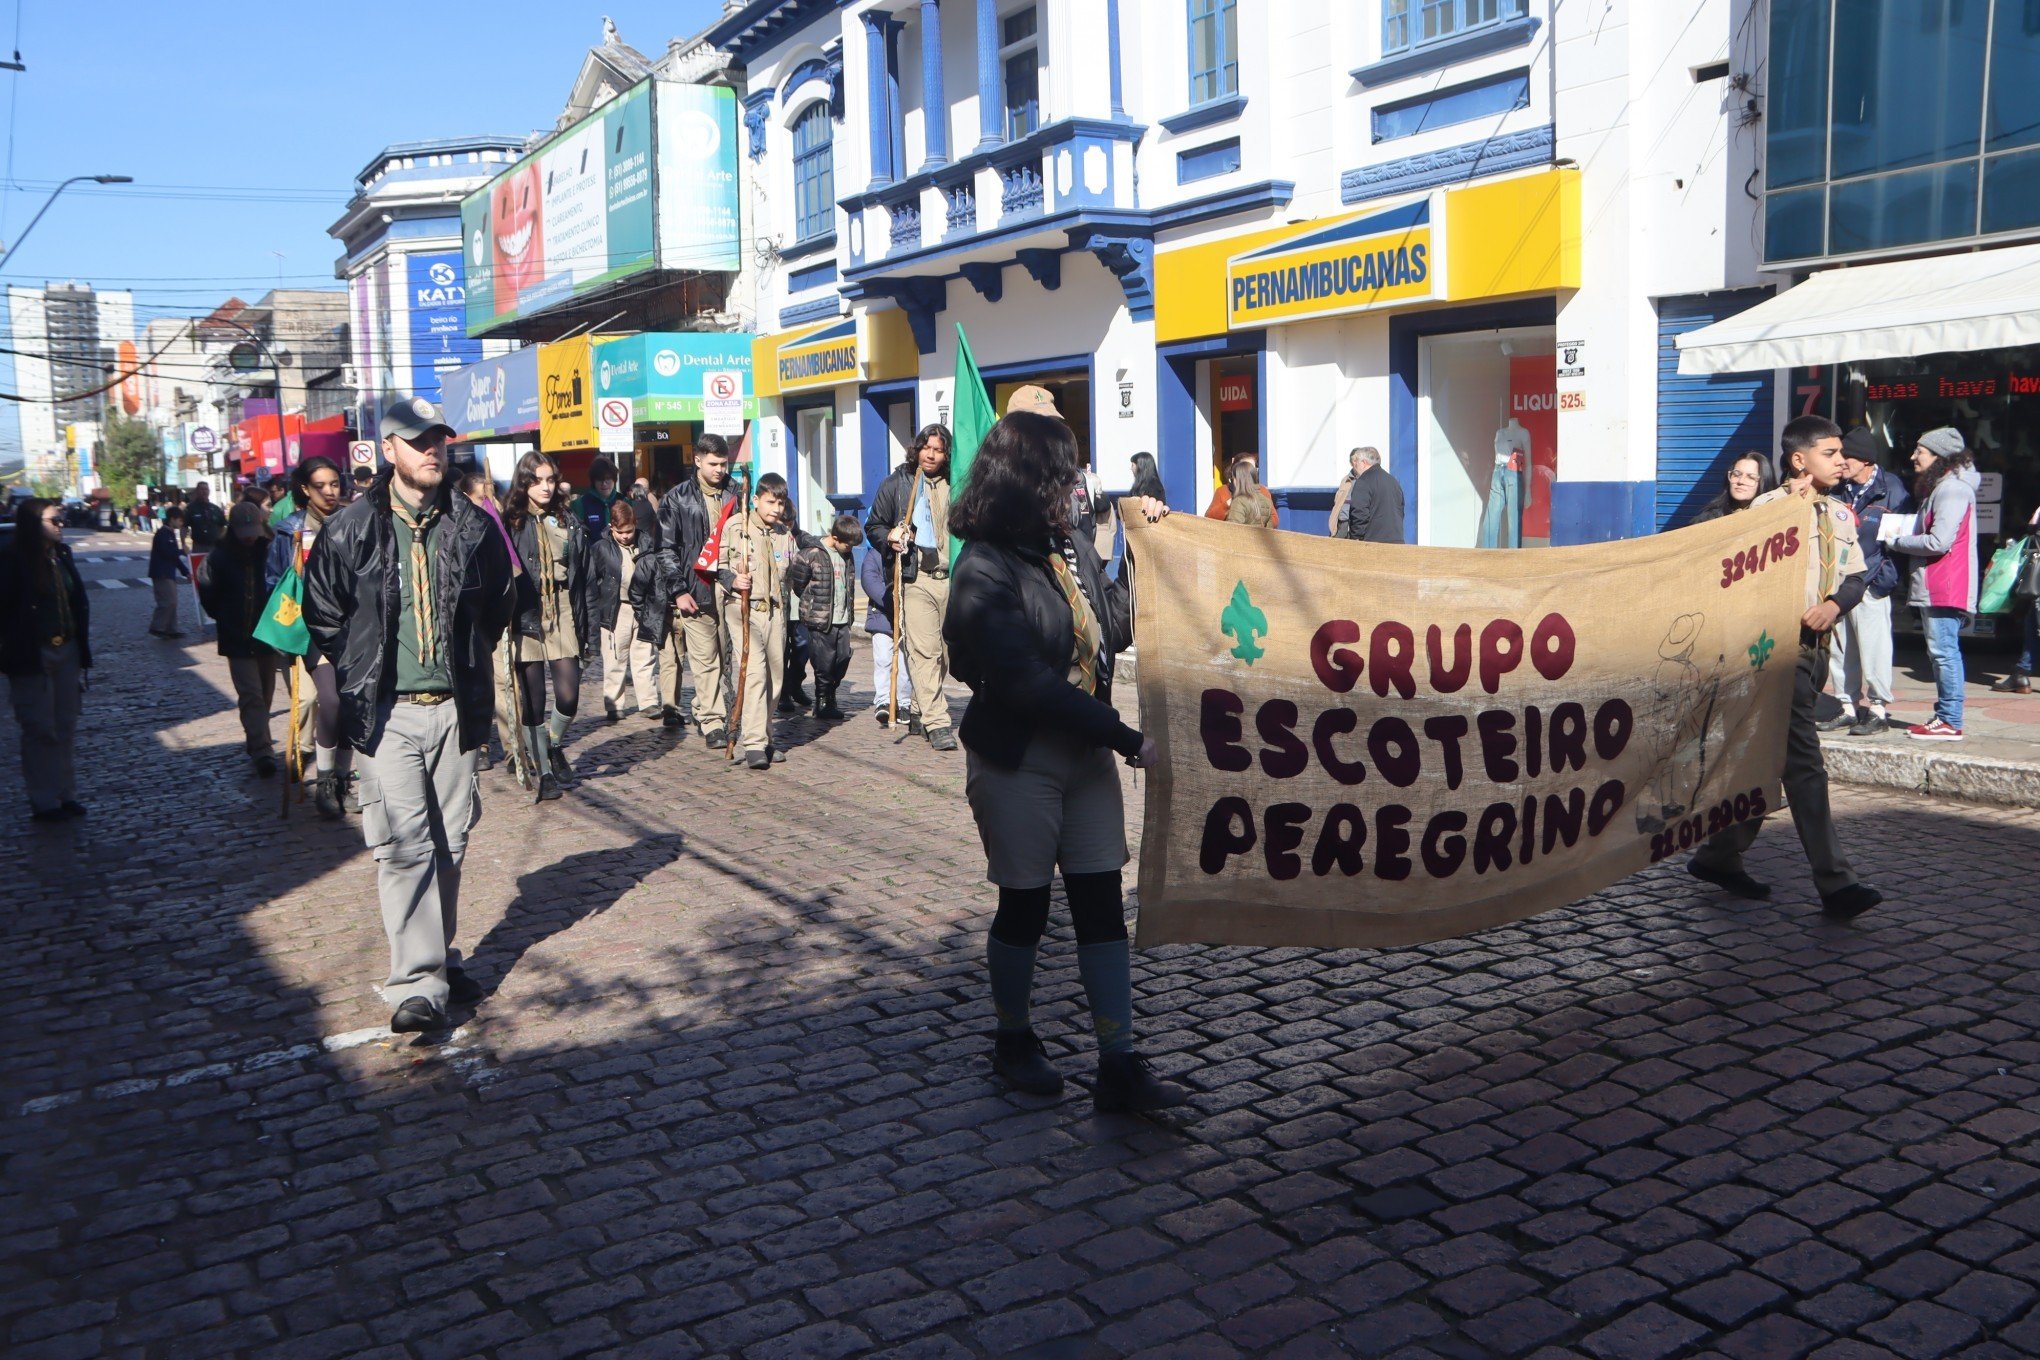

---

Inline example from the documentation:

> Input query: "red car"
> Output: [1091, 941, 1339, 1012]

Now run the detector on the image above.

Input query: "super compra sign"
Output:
[1226, 195, 1443, 330]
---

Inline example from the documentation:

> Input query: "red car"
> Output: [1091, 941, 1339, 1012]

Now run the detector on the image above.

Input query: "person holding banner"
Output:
[197, 501, 281, 778]
[1688, 416, 1883, 921]
[302, 396, 516, 1034]
[653, 433, 736, 745]
[270, 456, 352, 817]
[944, 410, 1184, 1112]
[867, 424, 959, 752]
[504, 452, 591, 802]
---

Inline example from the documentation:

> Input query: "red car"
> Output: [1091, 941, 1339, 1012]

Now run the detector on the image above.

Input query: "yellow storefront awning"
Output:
[1154, 166, 1579, 344]
[1676, 241, 2040, 375]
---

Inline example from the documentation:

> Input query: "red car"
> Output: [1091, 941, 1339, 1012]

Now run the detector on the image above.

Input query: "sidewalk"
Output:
[1821, 638, 2040, 808]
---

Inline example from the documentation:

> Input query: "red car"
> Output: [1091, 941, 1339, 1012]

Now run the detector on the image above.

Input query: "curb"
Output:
[1820, 737, 2040, 810]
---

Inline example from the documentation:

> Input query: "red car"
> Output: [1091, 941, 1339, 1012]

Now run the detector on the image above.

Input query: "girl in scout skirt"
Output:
[268, 456, 352, 818]
[504, 452, 591, 803]
[942, 410, 1185, 1112]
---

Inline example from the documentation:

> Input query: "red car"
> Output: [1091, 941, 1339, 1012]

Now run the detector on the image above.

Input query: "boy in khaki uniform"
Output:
[717, 473, 811, 769]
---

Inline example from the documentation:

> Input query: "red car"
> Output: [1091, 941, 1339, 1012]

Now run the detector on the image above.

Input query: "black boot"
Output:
[816, 684, 845, 721]
[1094, 1052, 1190, 1112]
[993, 1031, 1064, 1096]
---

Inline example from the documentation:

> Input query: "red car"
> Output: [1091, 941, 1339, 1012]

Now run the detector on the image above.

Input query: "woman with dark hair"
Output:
[269, 455, 353, 816]
[1891, 427, 1979, 740]
[1128, 452, 1166, 503]
[866, 422, 959, 749]
[944, 410, 1187, 1112]
[504, 451, 591, 800]
[1, 498, 90, 821]
[1692, 451, 1775, 523]
[198, 500, 281, 778]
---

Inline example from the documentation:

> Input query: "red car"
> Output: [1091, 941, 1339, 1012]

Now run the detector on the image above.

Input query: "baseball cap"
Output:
[1006, 384, 1061, 417]
[381, 395, 456, 444]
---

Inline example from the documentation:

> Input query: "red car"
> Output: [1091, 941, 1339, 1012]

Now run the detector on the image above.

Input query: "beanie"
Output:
[1916, 426, 1965, 461]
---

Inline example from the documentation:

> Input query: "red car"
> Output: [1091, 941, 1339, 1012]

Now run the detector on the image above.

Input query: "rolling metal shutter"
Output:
[1656, 290, 1776, 531]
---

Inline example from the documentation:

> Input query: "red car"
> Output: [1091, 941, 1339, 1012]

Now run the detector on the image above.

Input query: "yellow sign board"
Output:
[1155, 167, 1582, 343]
[776, 318, 860, 392]
[1226, 196, 1440, 329]
[539, 336, 599, 451]
[753, 309, 920, 398]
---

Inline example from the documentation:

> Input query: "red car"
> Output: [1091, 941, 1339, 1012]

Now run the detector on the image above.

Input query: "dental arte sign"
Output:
[1122, 500, 1808, 949]
[1225, 195, 1443, 329]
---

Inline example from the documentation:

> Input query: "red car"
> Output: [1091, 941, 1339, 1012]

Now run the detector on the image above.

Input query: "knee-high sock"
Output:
[1077, 941, 1134, 1056]
[986, 937, 1037, 1035]
[529, 725, 551, 774]
[547, 708, 571, 745]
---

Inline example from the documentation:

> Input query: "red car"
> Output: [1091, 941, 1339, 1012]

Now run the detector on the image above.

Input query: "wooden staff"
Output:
[505, 628, 529, 788]
[887, 468, 925, 729]
[281, 658, 300, 819]
[725, 471, 752, 762]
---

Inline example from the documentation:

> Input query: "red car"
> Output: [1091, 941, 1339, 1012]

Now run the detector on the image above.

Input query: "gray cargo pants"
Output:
[358, 697, 480, 1009]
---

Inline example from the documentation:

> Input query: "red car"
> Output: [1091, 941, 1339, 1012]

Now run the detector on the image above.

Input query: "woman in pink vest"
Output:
[1891, 427, 1978, 741]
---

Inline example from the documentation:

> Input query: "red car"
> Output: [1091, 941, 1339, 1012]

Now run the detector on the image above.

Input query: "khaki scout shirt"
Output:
[717, 511, 794, 613]
[1752, 483, 1865, 611]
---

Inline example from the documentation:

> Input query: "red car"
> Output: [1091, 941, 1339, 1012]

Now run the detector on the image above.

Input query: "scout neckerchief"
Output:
[391, 490, 442, 670]
[1047, 538, 1102, 695]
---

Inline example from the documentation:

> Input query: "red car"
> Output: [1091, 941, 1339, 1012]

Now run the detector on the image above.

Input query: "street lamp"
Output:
[0, 174, 133, 267]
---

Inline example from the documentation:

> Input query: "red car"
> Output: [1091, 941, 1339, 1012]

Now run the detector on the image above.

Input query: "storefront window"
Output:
[1828, 162, 1979, 255]
[1418, 329, 1555, 548]
[1983, 148, 2040, 235]
[1828, 0, 1987, 180]
[1764, 0, 2032, 263]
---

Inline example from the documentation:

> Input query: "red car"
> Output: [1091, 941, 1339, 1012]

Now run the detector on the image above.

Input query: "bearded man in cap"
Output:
[303, 396, 517, 1033]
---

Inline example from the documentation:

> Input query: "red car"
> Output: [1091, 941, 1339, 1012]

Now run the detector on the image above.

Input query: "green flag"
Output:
[948, 323, 996, 566]
[253, 562, 314, 656]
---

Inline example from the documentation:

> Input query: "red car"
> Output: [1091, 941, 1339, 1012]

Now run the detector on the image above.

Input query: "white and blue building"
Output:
[715, 0, 1779, 546]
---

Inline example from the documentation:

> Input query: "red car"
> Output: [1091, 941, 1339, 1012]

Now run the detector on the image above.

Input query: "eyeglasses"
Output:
[1727, 470, 1759, 483]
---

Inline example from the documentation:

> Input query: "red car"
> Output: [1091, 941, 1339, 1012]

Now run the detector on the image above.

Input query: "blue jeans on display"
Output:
[2017, 600, 2040, 674]
[1920, 607, 1967, 729]
[1478, 460, 1520, 549]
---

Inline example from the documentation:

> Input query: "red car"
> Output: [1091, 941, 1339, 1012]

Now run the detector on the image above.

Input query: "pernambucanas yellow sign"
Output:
[1225, 195, 1441, 330]
[1125, 500, 1810, 948]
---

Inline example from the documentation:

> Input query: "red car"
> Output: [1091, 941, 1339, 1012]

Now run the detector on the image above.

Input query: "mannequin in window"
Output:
[1479, 404, 1530, 549]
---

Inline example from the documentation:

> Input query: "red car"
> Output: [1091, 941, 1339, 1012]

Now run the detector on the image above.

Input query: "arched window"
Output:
[792, 104, 835, 243]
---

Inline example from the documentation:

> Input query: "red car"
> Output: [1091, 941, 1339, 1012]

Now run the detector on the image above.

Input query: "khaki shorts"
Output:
[965, 727, 1129, 888]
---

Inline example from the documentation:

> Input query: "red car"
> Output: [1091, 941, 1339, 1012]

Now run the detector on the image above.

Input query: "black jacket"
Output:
[508, 513, 591, 656]
[865, 462, 944, 581]
[944, 534, 1142, 769]
[302, 470, 516, 755]
[1341, 463, 1406, 543]
[792, 533, 855, 628]
[0, 542, 90, 675]
[185, 498, 226, 550]
[627, 553, 670, 649]
[149, 526, 190, 580]
[196, 536, 276, 660]
[654, 477, 725, 610]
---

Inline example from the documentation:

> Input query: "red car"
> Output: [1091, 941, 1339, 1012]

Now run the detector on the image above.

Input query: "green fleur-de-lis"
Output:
[1220, 581, 1269, 666]
[1748, 630, 1776, 671]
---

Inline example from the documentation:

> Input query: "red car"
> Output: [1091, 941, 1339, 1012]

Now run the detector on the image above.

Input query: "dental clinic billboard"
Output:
[594, 332, 756, 423]
[461, 79, 740, 334]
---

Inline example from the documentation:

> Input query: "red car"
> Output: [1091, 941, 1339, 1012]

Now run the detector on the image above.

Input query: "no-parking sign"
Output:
[702, 369, 744, 436]
[597, 397, 634, 454]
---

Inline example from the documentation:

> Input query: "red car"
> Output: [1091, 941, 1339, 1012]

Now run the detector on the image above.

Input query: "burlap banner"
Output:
[1125, 498, 1811, 948]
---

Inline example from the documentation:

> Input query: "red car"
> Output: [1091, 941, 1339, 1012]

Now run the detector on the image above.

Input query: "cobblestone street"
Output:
[5, 533, 2040, 1360]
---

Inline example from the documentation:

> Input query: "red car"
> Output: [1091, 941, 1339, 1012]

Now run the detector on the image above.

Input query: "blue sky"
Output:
[1, 0, 727, 461]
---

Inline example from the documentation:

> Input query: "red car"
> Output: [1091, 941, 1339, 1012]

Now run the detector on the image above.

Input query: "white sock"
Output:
[547, 709, 570, 744]
[529, 725, 551, 771]
[315, 744, 337, 775]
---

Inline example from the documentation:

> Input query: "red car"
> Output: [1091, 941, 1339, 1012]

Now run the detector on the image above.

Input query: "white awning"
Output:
[1675, 241, 2040, 375]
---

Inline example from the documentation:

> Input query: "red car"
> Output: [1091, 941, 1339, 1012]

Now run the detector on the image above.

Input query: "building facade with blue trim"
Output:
[714, 0, 1774, 546]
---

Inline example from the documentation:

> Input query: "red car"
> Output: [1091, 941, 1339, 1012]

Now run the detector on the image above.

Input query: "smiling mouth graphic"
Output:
[496, 221, 534, 261]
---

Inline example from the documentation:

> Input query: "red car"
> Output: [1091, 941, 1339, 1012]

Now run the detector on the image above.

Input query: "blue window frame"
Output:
[1002, 8, 1040, 140]
[1188, 0, 1238, 106]
[791, 104, 834, 243]
[1383, 0, 1527, 56]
